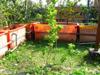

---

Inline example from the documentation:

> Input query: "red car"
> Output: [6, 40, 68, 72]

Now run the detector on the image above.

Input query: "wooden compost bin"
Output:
[0, 31, 8, 57]
[80, 25, 97, 42]
[6, 24, 26, 49]
[34, 23, 77, 42]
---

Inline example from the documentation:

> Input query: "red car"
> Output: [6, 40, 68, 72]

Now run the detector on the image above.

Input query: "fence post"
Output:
[76, 23, 80, 43]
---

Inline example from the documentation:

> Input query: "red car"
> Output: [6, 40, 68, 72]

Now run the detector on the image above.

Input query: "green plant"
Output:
[0, 0, 43, 27]
[5, 52, 18, 61]
[46, 0, 62, 47]
[67, 43, 79, 55]
[71, 67, 98, 75]
[59, 0, 81, 23]
[0, 41, 99, 75]
[71, 68, 86, 75]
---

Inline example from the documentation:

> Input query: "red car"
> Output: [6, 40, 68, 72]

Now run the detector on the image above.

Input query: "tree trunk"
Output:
[25, 0, 28, 22]
[94, 0, 100, 51]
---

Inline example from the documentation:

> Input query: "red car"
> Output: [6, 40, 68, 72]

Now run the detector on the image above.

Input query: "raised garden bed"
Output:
[25, 22, 97, 43]
[79, 25, 97, 42]
[34, 23, 77, 42]
[4, 24, 26, 49]
[0, 30, 8, 57]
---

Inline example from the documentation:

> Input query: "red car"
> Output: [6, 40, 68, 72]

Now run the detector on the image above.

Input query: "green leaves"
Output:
[46, 0, 62, 47]
[68, 43, 79, 55]
[0, 0, 42, 27]
[51, 0, 58, 4]
[59, 0, 81, 22]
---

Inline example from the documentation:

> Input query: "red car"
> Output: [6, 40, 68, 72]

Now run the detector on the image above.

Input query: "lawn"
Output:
[0, 41, 100, 75]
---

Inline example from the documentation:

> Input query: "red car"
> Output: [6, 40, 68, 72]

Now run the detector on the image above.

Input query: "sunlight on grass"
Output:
[0, 41, 100, 75]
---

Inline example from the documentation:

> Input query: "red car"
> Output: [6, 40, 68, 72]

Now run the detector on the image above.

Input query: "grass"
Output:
[0, 41, 100, 75]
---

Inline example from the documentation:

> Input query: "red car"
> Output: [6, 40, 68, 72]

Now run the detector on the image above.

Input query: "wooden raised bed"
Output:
[79, 25, 97, 42]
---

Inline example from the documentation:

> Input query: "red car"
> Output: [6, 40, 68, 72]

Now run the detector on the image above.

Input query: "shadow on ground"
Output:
[79, 52, 100, 67]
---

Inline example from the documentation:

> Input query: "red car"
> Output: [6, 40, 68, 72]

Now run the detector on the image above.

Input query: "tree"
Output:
[59, 0, 81, 23]
[0, 0, 42, 27]
[0, 0, 25, 26]
[46, 0, 62, 47]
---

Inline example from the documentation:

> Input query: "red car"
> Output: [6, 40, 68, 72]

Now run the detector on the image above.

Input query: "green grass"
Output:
[0, 41, 100, 75]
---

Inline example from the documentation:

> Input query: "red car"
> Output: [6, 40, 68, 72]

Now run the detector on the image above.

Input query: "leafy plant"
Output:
[71, 67, 97, 75]
[46, 0, 63, 47]
[59, 0, 81, 23]
[0, 0, 43, 27]
[0, 41, 99, 75]
[67, 43, 80, 55]
[80, 5, 98, 23]
[71, 68, 86, 75]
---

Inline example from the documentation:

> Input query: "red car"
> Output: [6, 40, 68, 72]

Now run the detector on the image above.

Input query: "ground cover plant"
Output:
[0, 41, 100, 75]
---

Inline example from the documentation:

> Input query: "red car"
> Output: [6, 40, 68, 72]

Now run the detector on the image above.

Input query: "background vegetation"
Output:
[0, 0, 98, 27]
[0, 0, 46, 27]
